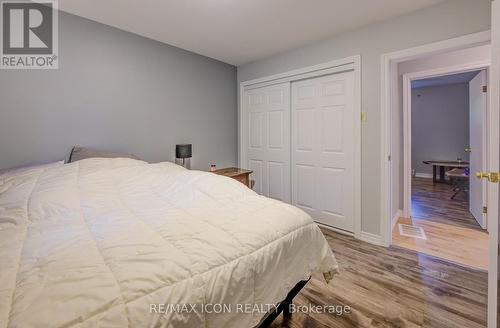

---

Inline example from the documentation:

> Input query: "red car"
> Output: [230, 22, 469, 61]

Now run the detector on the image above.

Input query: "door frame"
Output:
[239, 55, 362, 239]
[402, 62, 490, 227]
[379, 30, 491, 248]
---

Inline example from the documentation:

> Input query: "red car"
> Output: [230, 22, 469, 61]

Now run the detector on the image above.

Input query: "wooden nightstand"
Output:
[213, 167, 253, 188]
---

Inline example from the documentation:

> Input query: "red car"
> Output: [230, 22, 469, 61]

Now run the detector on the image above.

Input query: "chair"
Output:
[445, 168, 469, 200]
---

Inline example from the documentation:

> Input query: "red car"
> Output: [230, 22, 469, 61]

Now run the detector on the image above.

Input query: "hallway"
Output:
[392, 178, 488, 270]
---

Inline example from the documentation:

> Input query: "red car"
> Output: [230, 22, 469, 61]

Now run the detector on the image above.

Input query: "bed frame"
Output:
[255, 278, 310, 328]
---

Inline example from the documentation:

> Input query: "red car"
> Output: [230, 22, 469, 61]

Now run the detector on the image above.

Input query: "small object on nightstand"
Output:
[209, 164, 217, 172]
[175, 144, 192, 169]
[213, 167, 253, 188]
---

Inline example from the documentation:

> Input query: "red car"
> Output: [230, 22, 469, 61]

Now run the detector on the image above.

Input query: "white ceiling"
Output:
[59, 0, 445, 66]
[412, 71, 481, 89]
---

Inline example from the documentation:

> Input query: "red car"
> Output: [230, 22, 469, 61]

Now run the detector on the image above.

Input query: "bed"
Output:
[0, 158, 338, 328]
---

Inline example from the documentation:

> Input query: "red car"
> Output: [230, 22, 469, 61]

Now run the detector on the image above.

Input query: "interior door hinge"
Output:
[482, 85, 487, 93]
[361, 112, 367, 122]
[483, 206, 488, 214]
[388, 155, 391, 161]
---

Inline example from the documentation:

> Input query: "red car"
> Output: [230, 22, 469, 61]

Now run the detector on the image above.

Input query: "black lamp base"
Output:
[175, 157, 191, 169]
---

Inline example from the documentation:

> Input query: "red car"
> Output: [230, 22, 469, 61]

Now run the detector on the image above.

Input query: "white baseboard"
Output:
[414, 172, 433, 179]
[392, 209, 403, 230]
[359, 231, 382, 246]
[315, 221, 381, 246]
[315, 222, 354, 237]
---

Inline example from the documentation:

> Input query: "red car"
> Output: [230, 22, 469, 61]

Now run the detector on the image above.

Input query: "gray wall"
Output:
[237, 0, 491, 235]
[412, 84, 470, 175]
[0, 11, 237, 171]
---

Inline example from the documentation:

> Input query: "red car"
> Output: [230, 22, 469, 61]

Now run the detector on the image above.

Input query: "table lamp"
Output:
[175, 144, 192, 169]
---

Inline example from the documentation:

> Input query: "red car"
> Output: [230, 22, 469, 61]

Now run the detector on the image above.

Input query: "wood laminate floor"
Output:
[270, 229, 488, 328]
[392, 178, 488, 270]
[392, 217, 488, 270]
[411, 177, 481, 230]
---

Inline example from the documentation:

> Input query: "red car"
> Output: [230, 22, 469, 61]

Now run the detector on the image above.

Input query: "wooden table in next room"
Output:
[422, 160, 469, 184]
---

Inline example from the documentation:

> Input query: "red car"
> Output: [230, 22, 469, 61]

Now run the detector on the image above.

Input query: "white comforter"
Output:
[0, 158, 338, 328]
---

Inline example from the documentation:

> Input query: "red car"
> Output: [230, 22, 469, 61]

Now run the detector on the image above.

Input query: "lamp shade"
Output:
[176, 144, 192, 159]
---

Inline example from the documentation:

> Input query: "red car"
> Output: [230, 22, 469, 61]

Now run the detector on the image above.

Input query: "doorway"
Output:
[393, 66, 489, 270]
[381, 8, 500, 324]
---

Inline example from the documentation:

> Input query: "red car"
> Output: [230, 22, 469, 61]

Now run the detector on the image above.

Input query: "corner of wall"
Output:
[392, 209, 403, 230]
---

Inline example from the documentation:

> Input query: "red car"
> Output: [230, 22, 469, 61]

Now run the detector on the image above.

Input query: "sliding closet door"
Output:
[292, 71, 355, 232]
[243, 83, 291, 203]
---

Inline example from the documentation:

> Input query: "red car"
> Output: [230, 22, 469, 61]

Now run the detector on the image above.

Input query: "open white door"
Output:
[488, 1, 500, 327]
[469, 70, 487, 228]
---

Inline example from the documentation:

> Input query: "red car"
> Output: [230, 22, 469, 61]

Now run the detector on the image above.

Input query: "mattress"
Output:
[0, 158, 338, 328]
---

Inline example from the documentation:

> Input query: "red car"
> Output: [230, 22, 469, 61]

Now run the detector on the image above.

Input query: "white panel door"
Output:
[243, 83, 290, 202]
[469, 70, 487, 228]
[291, 71, 355, 231]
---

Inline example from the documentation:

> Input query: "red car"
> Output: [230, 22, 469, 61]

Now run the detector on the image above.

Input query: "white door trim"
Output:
[240, 56, 359, 88]
[239, 55, 362, 240]
[402, 61, 490, 222]
[379, 30, 490, 248]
